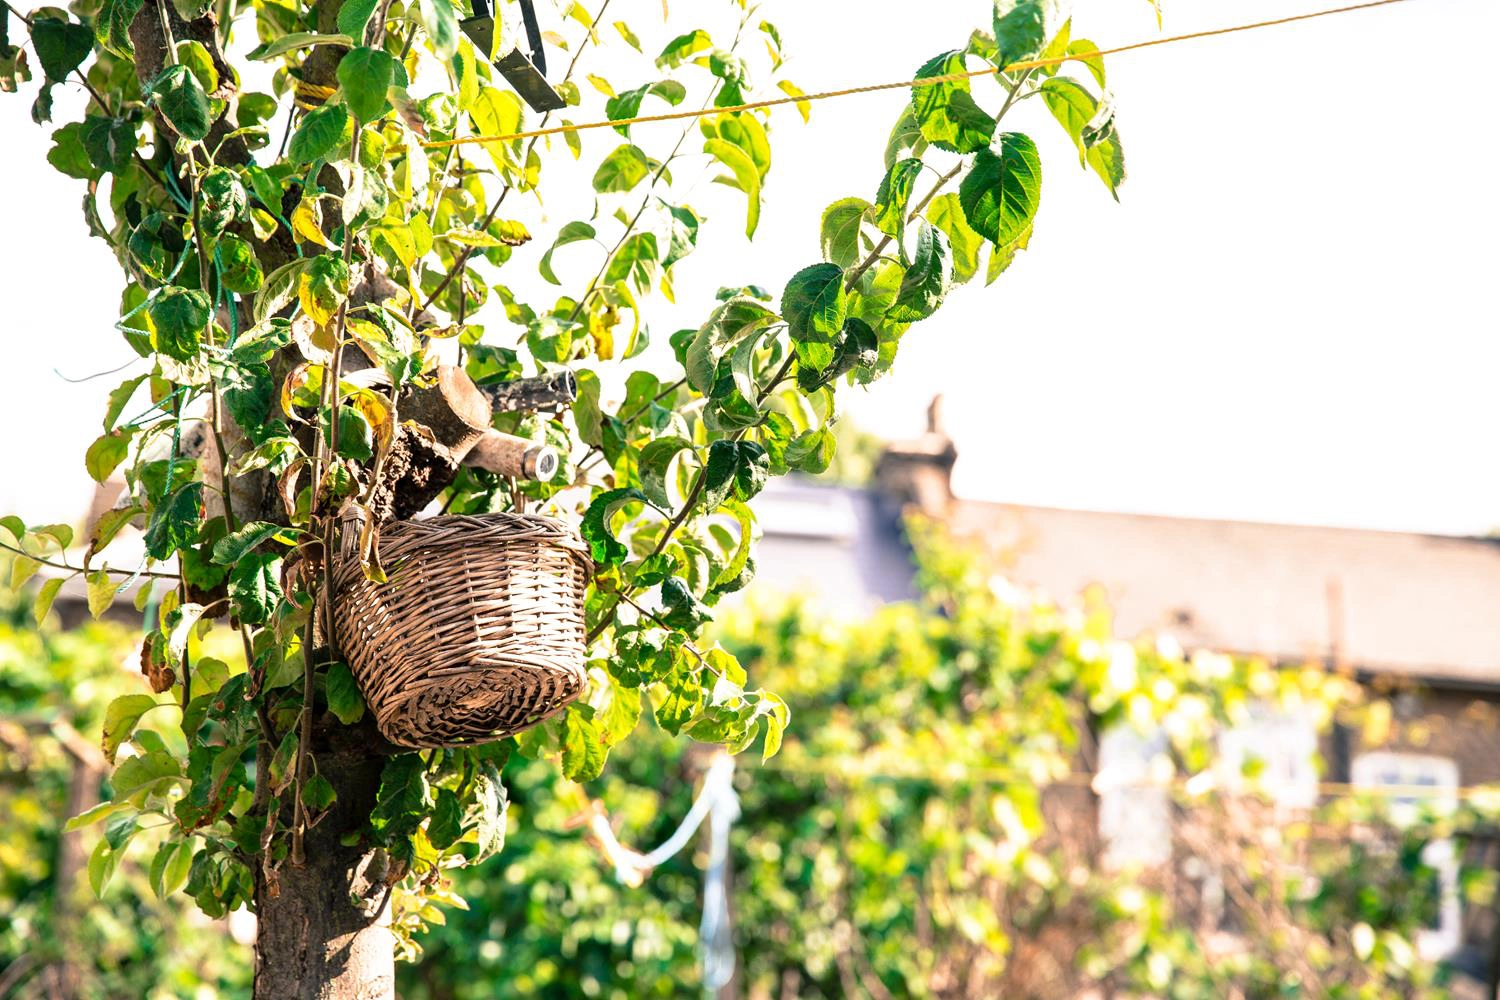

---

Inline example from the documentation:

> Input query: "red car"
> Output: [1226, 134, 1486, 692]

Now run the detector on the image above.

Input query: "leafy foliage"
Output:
[396, 523, 1478, 998]
[0, 0, 1137, 974]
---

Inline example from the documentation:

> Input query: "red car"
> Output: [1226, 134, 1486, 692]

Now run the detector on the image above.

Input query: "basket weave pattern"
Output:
[333, 513, 591, 748]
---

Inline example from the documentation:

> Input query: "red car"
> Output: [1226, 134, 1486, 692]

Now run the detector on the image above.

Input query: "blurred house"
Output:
[751, 399, 1500, 983]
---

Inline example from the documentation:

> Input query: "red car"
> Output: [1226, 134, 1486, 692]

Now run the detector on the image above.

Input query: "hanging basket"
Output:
[333, 512, 591, 748]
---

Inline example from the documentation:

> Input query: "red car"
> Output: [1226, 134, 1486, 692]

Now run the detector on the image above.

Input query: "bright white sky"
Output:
[2, 0, 1497, 535]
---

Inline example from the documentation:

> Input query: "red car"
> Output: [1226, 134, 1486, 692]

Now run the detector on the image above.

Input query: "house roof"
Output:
[943, 500, 1500, 687]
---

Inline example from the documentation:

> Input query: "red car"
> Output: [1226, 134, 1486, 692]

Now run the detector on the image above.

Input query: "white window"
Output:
[1217, 704, 1319, 809]
[1351, 752, 1461, 961]
[1096, 725, 1172, 868]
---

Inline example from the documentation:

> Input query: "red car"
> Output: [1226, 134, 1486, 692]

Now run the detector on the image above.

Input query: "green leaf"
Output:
[994, 0, 1054, 69]
[255, 259, 310, 323]
[885, 107, 926, 169]
[581, 488, 645, 566]
[289, 103, 350, 163]
[102, 694, 160, 760]
[539, 221, 597, 285]
[873, 158, 923, 241]
[85, 429, 132, 482]
[704, 137, 761, 237]
[174, 37, 217, 89]
[561, 708, 607, 782]
[820, 198, 870, 269]
[699, 440, 738, 513]
[150, 64, 212, 142]
[715, 499, 755, 589]
[301, 775, 336, 811]
[663, 203, 700, 268]
[1083, 103, 1126, 200]
[9, 554, 40, 590]
[149, 840, 194, 899]
[605, 80, 686, 135]
[325, 661, 366, 724]
[685, 299, 778, 398]
[247, 32, 354, 60]
[733, 442, 769, 501]
[1039, 76, 1097, 161]
[112, 749, 180, 798]
[337, 0, 381, 40]
[959, 132, 1041, 249]
[926, 192, 985, 284]
[371, 754, 430, 836]
[198, 166, 246, 236]
[416, 0, 459, 59]
[597, 680, 641, 746]
[472, 762, 508, 859]
[782, 263, 847, 351]
[659, 577, 711, 632]
[144, 482, 203, 560]
[79, 115, 137, 173]
[150, 287, 211, 361]
[889, 223, 952, 323]
[656, 28, 711, 69]
[30, 17, 92, 82]
[525, 317, 573, 364]
[217, 235, 264, 293]
[637, 437, 695, 510]
[786, 427, 836, 474]
[911, 51, 995, 154]
[86, 569, 116, 619]
[95, 0, 144, 57]
[33, 577, 65, 624]
[653, 651, 703, 735]
[65, 799, 135, 833]
[104, 375, 147, 432]
[1068, 38, 1107, 89]
[88, 838, 119, 897]
[592, 143, 649, 193]
[426, 788, 463, 849]
[338, 46, 395, 122]
[89, 505, 143, 556]
[212, 521, 283, 565]
[227, 553, 282, 625]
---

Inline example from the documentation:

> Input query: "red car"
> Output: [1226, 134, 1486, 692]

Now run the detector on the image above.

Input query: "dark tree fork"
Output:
[0, 0, 1117, 993]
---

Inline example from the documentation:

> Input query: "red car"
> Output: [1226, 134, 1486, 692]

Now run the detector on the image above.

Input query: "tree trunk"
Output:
[253, 738, 394, 1000]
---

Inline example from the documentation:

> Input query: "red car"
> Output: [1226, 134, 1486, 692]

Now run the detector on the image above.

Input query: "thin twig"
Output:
[0, 539, 181, 580]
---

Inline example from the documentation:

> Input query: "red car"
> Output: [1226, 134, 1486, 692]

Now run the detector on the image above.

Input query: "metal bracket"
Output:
[460, 0, 565, 113]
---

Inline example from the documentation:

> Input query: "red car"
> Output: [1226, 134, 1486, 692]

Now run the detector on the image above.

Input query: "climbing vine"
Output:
[0, 0, 1130, 972]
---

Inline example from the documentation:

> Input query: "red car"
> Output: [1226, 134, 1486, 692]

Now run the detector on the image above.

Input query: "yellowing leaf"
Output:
[87, 568, 115, 619]
[291, 198, 330, 248]
[777, 80, 810, 122]
[9, 554, 41, 590]
[33, 576, 65, 623]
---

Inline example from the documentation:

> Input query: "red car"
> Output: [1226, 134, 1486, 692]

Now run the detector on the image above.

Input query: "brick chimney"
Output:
[873, 396, 956, 517]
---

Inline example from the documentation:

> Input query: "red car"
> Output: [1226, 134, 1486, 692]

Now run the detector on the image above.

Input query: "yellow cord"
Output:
[420, 0, 1412, 149]
[293, 79, 338, 111]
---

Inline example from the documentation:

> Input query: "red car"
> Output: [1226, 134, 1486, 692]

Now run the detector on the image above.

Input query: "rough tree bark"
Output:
[125, 0, 403, 994]
[253, 721, 396, 1000]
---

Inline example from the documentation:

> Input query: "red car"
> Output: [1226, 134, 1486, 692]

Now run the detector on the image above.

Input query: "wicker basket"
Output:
[332, 512, 591, 748]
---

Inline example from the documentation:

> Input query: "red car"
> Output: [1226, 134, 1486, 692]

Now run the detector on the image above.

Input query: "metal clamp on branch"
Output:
[475, 370, 578, 415]
[366, 366, 563, 521]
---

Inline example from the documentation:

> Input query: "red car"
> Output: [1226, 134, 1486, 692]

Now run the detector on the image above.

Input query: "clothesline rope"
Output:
[420, 0, 1414, 149]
